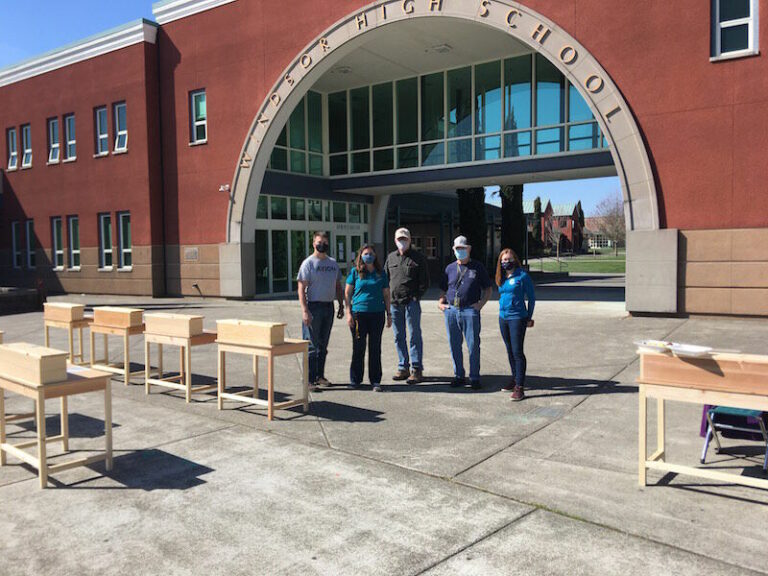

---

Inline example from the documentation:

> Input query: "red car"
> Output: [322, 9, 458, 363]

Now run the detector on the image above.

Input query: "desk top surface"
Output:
[216, 338, 309, 351]
[0, 364, 111, 389]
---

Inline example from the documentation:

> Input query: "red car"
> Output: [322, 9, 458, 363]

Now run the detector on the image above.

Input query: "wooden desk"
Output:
[0, 364, 113, 488]
[638, 350, 768, 491]
[44, 316, 93, 365]
[90, 323, 146, 385]
[217, 338, 309, 420]
[145, 330, 218, 402]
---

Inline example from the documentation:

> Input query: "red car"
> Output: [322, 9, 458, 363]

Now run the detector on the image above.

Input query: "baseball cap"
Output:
[395, 228, 411, 240]
[453, 235, 470, 248]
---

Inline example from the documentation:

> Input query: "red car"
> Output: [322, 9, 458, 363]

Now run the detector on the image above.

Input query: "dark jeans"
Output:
[499, 318, 528, 387]
[349, 311, 385, 385]
[301, 302, 334, 383]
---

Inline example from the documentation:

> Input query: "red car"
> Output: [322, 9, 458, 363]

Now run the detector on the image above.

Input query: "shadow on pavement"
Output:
[308, 400, 385, 423]
[10, 413, 121, 439]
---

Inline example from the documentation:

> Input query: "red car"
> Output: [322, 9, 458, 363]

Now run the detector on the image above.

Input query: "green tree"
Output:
[456, 187, 487, 265]
[532, 196, 542, 254]
[498, 184, 526, 260]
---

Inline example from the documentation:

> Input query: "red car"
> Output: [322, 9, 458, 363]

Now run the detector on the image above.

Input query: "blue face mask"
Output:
[454, 248, 468, 261]
[362, 253, 375, 265]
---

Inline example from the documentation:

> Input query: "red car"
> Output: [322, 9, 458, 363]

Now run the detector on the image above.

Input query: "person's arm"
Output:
[298, 280, 312, 326]
[383, 287, 392, 327]
[524, 273, 536, 326]
[336, 279, 345, 319]
[345, 283, 355, 328]
[474, 287, 492, 311]
[438, 269, 449, 311]
[473, 265, 493, 311]
[418, 252, 430, 299]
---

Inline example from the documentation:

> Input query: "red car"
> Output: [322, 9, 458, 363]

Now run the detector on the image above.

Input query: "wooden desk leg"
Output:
[123, 333, 131, 385]
[253, 355, 259, 399]
[89, 330, 95, 367]
[0, 391, 6, 466]
[103, 334, 108, 365]
[36, 390, 48, 489]
[217, 350, 225, 410]
[105, 381, 113, 472]
[638, 386, 647, 487]
[44, 325, 50, 347]
[60, 396, 69, 452]
[657, 398, 665, 462]
[268, 353, 274, 421]
[144, 340, 151, 395]
[185, 343, 192, 403]
[78, 327, 84, 363]
[158, 344, 164, 380]
[303, 348, 309, 413]
[68, 326, 75, 363]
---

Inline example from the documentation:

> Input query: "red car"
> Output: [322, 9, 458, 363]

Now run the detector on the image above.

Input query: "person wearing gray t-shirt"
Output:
[297, 231, 344, 389]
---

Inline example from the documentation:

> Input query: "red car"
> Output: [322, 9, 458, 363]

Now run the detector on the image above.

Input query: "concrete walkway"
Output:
[1, 286, 767, 575]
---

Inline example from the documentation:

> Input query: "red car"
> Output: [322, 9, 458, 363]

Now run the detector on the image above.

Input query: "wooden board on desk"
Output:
[44, 302, 85, 322]
[639, 350, 768, 396]
[145, 313, 204, 337]
[0, 342, 68, 384]
[217, 319, 285, 346]
[93, 306, 144, 328]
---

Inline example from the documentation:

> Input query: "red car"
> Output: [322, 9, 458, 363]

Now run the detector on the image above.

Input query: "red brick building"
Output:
[1, 0, 767, 316]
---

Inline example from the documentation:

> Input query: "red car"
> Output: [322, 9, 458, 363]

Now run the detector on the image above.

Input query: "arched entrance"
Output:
[220, 0, 667, 311]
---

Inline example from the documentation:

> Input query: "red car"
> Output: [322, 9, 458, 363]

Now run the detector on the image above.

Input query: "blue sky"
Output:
[1, 1, 621, 215]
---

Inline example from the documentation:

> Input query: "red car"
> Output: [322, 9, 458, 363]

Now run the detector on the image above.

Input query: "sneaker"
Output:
[501, 380, 516, 392]
[511, 386, 525, 402]
[450, 377, 466, 388]
[316, 377, 332, 387]
[392, 369, 410, 381]
[470, 380, 482, 390]
[372, 384, 383, 392]
[407, 369, 423, 385]
[309, 381, 319, 392]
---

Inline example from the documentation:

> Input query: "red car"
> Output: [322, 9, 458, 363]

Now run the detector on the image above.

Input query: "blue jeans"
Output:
[390, 300, 423, 371]
[301, 302, 334, 383]
[499, 318, 528, 387]
[350, 311, 385, 385]
[443, 306, 481, 382]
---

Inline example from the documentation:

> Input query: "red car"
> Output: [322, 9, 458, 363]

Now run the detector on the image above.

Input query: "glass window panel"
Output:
[271, 230, 289, 293]
[536, 127, 564, 154]
[290, 198, 306, 221]
[290, 150, 306, 173]
[257, 195, 269, 219]
[121, 215, 131, 248]
[396, 78, 418, 144]
[349, 203, 361, 224]
[330, 154, 348, 176]
[372, 82, 393, 148]
[373, 148, 394, 171]
[254, 230, 269, 294]
[421, 72, 445, 141]
[289, 100, 306, 150]
[324, 203, 331, 222]
[276, 125, 287, 147]
[720, 0, 750, 22]
[397, 145, 418, 169]
[328, 91, 348, 153]
[504, 131, 532, 158]
[352, 151, 370, 174]
[116, 104, 127, 131]
[195, 124, 207, 142]
[475, 135, 502, 161]
[568, 122, 601, 151]
[333, 202, 347, 223]
[568, 83, 593, 123]
[306, 91, 322, 153]
[308, 199, 323, 221]
[363, 204, 369, 224]
[421, 142, 445, 167]
[448, 67, 472, 138]
[291, 230, 307, 290]
[536, 54, 565, 127]
[309, 153, 323, 176]
[504, 55, 532, 130]
[194, 92, 206, 119]
[448, 138, 472, 164]
[351, 87, 370, 151]
[350, 235, 362, 259]
[270, 196, 288, 220]
[475, 61, 502, 134]
[270, 147, 287, 171]
[721, 24, 750, 52]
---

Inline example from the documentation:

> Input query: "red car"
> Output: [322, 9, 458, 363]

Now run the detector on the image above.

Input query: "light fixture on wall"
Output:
[219, 184, 231, 193]
[331, 65, 352, 74]
[427, 43, 452, 54]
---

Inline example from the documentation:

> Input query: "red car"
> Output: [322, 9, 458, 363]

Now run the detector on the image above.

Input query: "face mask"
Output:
[362, 253, 375, 265]
[501, 261, 515, 271]
[315, 242, 328, 254]
[396, 240, 410, 251]
[454, 248, 468, 261]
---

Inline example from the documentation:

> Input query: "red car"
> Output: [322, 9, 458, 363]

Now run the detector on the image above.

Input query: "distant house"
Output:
[524, 199, 584, 253]
[584, 217, 615, 249]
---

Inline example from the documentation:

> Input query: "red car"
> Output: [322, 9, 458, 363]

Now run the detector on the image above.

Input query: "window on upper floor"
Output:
[64, 114, 76, 160]
[21, 124, 32, 168]
[51, 217, 64, 269]
[7, 128, 18, 170]
[190, 90, 207, 144]
[712, 0, 759, 59]
[47, 118, 60, 163]
[95, 106, 109, 156]
[113, 102, 127, 152]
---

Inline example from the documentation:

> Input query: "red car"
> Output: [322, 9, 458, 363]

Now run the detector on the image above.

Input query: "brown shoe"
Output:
[393, 369, 410, 381]
[407, 369, 423, 384]
[511, 386, 525, 402]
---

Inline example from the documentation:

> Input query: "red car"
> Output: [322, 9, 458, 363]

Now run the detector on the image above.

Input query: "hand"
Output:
[438, 301, 449, 312]
[527, 319, 535, 328]
[302, 309, 313, 326]
[347, 312, 355, 329]
[336, 304, 345, 320]
[386, 313, 392, 328]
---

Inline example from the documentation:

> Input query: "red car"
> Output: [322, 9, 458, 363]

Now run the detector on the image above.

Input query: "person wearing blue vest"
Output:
[496, 248, 535, 402]
[345, 245, 392, 392]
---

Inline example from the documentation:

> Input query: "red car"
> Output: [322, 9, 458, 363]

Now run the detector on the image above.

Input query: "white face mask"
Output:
[396, 240, 410, 251]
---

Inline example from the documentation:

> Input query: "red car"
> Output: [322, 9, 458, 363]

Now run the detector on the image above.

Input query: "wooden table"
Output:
[44, 315, 93, 365]
[145, 329, 218, 402]
[0, 364, 113, 488]
[217, 338, 309, 420]
[638, 349, 768, 490]
[90, 323, 146, 385]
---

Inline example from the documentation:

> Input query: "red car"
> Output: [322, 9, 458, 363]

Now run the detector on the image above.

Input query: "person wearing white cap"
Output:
[384, 227, 430, 384]
[437, 235, 492, 390]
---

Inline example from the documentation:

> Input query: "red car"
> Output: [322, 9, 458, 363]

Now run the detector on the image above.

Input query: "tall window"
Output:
[21, 124, 32, 167]
[713, 0, 759, 58]
[7, 128, 18, 169]
[113, 103, 127, 152]
[95, 106, 109, 155]
[25, 220, 35, 268]
[11, 221, 22, 268]
[118, 212, 132, 269]
[47, 118, 60, 163]
[64, 114, 76, 160]
[68, 216, 80, 269]
[51, 217, 64, 269]
[99, 213, 113, 268]
[190, 90, 207, 143]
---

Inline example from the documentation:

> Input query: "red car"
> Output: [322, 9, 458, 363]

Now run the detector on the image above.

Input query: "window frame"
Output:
[47, 118, 60, 164]
[95, 106, 109, 156]
[113, 102, 128, 152]
[25, 219, 35, 269]
[190, 90, 207, 144]
[7, 128, 18, 170]
[98, 213, 113, 270]
[67, 215, 81, 270]
[21, 124, 32, 168]
[712, 0, 759, 60]
[117, 211, 132, 270]
[11, 221, 22, 269]
[64, 114, 76, 161]
[51, 217, 64, 269]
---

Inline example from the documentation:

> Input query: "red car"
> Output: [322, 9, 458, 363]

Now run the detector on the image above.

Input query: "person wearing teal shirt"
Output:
[495, 248, 535, 402]
[345, 245, 391, 391]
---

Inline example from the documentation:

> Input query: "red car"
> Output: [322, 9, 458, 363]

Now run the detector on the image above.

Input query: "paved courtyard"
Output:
[1, 278, 767, 575]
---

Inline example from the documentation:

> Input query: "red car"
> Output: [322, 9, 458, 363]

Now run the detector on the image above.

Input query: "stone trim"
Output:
[152, 0, 238, 25]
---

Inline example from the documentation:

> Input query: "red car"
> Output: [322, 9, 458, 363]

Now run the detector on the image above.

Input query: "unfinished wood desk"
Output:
[638, 349, 768, 491]
[90, 307, 145, 385]
[0, 364, 113, 488]
[0, 332, 36, 425]
[44, 303, 93, 365]
[217, 338, 309, 420]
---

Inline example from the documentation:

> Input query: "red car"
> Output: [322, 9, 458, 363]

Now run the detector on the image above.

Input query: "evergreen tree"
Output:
[499, 184, 525, 259]
[456, 188, 487, 265]
[532, 196, 542, 253]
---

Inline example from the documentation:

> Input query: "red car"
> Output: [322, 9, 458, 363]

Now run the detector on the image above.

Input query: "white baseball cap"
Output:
[453, 235, 470, 249]
[395, 228, 411, 240]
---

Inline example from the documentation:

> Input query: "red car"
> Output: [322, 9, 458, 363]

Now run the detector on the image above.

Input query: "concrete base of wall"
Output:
[626, 229, 679, 314]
